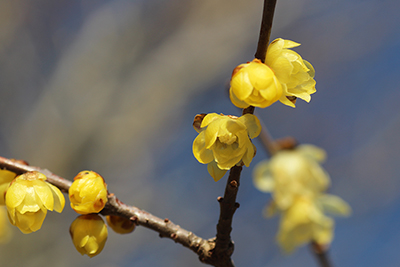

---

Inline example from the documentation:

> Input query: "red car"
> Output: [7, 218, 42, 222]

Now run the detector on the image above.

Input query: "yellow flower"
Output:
[0, 207, 12, 243]
[5, 171, 65, 234]
[253, 144, 330, 210]
[229, 59, 283, 108]
[0, 170, 17, 205]
[69, 214, 108, 257]
[106, 215, 136, 234]
[193, 113, 261, 181]
[277, 196, 351, 253]
[69, 171, 108, 214]
[265, 38, 316, 107]
[229, 38, 316, 109]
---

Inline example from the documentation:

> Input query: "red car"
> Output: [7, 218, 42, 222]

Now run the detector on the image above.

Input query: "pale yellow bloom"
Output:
[277, 197, 333, 253]
[106, 215, 136, 234]
[5, 171, 65, 234]
[0, 207, 12, 243]
[193, 113, 261, 181]
[69, 171, 108, 214]
[0, 170, 17, 205]
[70, 214, 108, 257]
[277, 195, 350, 253]
[265, 38, 316, 107]
[253, 145, 330, 210]
[230, 59, 283, 108]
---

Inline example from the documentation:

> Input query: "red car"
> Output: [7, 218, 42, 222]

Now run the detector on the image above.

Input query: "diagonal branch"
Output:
[0, 156, 213, 264]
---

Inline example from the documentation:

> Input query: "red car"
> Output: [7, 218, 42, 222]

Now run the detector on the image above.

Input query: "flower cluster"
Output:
[4, 171, 65, 234]
[192, 113, 261, 181]
[230, 38, 316, 108]
[253, 145, 350, 252]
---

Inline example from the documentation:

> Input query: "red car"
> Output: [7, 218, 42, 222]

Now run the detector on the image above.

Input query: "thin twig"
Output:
[254, 0, 277, 62]
[311, 242, 333, 267]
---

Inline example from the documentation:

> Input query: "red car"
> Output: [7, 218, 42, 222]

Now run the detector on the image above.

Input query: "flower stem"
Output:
[311, 241, 333, 267]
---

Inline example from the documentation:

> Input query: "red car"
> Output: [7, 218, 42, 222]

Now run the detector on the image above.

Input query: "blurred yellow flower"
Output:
[193, 113, 261, 181]
[277, 197, 332, 253]
[69, 214, 108, 257]
[265, 38, 316, 107]
[0, 170, 17, 205]
[0, 207, 12, 243]
[253, 144, 330, 210]
[253, 144, 351, 252]
[230, 59, 283, 108]
[69, 171, 108, 214]
[5, 171, 65, 234]
[277, 195, 351, 253]
[106, 215, 136, 234]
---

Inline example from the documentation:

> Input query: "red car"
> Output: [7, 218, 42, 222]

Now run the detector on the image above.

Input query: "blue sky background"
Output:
[0, 0, 400, 266]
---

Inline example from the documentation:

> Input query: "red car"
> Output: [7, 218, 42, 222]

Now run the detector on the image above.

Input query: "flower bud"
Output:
[69, 171, 108, 214]
[5, 171, 65, 234]
[69, 214, 108, 257]
[106, 215, 136, 234]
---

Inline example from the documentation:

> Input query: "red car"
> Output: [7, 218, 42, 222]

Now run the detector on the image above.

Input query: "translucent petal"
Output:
[192, 131, 214, 164]
[204, 121, 220, 149]
[19, 187, 41, 214]
[229, 89, 250, 108]
[303, 60, 315, 78]
[279, 94, 296, 108]
[5, 182, 27, 208]
[297, 144, 327, 162]
[253, 161, 275, 192]
[33, 182, 54, 211]
[238, 114, 261, 139]
[230, 70, 254, 100]
[265, 38, 284, 63]
[47, 183, 65, 213]
[200, 113, 220, 128]
[283, 39, 301, 49]
[318, 194, 351, 216]
[242, 142, 255, 167]
[207, 161, 227, 182]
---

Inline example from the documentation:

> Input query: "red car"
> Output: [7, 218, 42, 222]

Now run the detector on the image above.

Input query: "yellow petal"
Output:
[229, 89, 251, 108]
[253, 160, 275, 192]
[237, 114, 261, 139]
[282, 39, 301, 49]
[33, 182, 54, 211]
[200, 113, 220, 128]
[318, 194, 351, 216]
[192, 131, 214, 164]
[207, 161, 227, 182]
[230, 70, 254, 100]
[5, 182, 27, 208]
[47, 183, 65, 213]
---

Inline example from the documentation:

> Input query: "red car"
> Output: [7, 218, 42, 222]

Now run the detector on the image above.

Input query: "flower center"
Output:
[218, 133, 237, 145]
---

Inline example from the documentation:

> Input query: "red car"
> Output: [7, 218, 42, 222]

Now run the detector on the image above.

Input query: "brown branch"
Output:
[0, 156, 215, 265]
[254, 0, 277, 62]
[311, 242, 333, 267]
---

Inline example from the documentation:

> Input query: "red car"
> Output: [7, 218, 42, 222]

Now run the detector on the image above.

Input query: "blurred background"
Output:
[0, 0, 399, 266]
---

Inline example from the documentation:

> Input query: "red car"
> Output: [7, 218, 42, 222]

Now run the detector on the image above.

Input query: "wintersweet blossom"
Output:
[69, 214, 108, 257]
[253, 144, 351, 252]
[193, 113, 261, 181]
[253, 144, 330, 210]
[69, 171, 108, 214]
[230, 59, 283, 108]
[5, 171, 65, 234]
[229, 38, 316, 109]
[106, 215, 136, 234]
[265, 38, 316, 107]
[0, 170, 16, 205]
